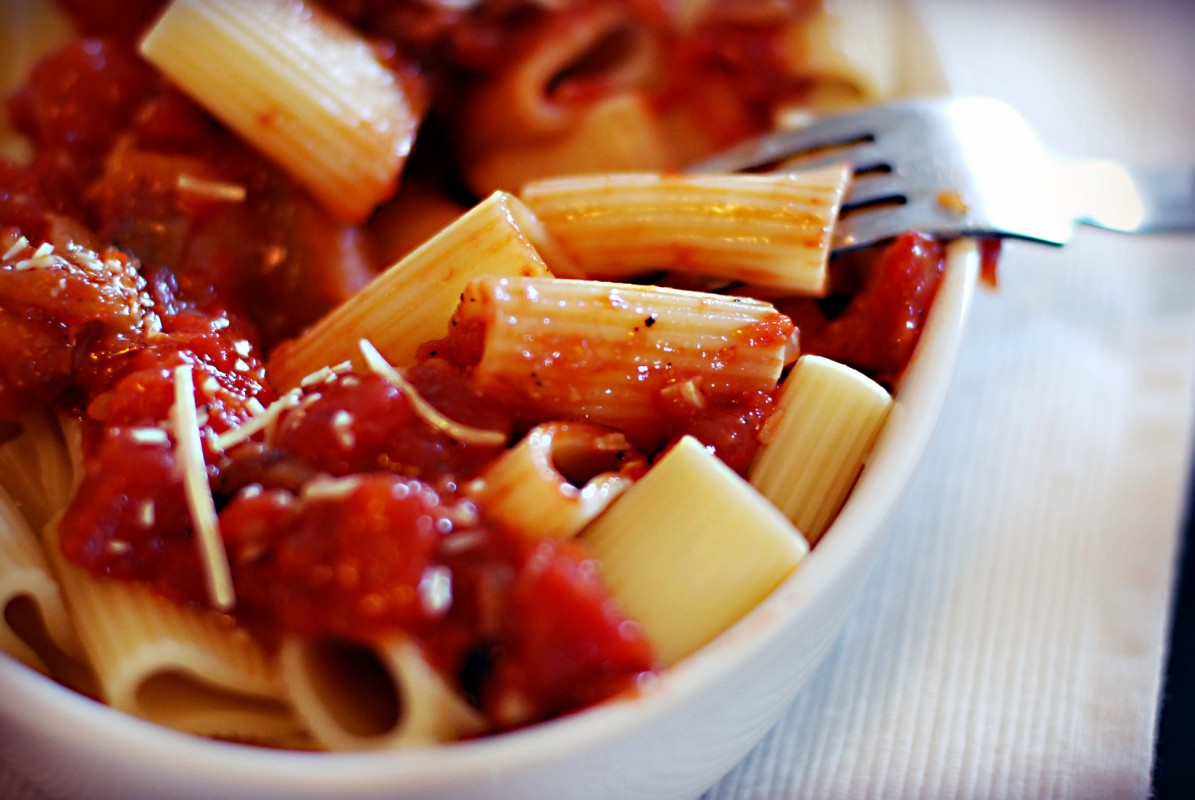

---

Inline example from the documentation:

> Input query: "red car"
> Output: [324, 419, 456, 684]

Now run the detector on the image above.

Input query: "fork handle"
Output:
[1070, 160, 1195, 234]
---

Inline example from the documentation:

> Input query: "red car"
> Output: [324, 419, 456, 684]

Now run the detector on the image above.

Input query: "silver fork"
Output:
[691, 96, 1195, 253]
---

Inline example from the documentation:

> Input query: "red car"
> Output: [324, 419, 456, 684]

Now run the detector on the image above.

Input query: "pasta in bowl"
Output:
[0, 0, 978, 797]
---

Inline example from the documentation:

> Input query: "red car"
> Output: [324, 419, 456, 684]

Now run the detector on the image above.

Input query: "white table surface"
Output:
[3, 1, 1194, 798]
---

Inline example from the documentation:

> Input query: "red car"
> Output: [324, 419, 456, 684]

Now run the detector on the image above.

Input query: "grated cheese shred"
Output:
[171, 365, 236, 612]
[2, 235, 29, 261]
[176, 173, 247, 202]
[358, 339, 507, 447]
[130, 427, 171, 445]
[211, 388, 302, 452]
[301, 474, 365, 502]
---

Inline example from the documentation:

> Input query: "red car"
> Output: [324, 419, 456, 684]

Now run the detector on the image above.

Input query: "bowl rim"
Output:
[0, 239, 980, 793]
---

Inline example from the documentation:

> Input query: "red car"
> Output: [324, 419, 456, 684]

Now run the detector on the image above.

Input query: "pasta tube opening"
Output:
[466, 92, 674, 197]
[288, 638, 400, 738]
[0, 482, 89, 687]
[281, 636, 484, 750]
[44, 517, 298, 742]
[460, 4, 661, 152]
[467, 422, 647, 539]
[2, 593, 93, 693]
[134, 669, 298, 740]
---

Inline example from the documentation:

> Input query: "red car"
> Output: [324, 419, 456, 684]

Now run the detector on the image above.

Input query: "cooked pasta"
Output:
[668, 0, 716, 29]
[458, 4, 661, 155]
[466, 92, 675, 197]
[0, 484, 85, 680]
[368, 181, 469, 267]
[0, 410, 78, 534]
[44, 518, 299, 741]
[520, 166, 851, 294]
[453, 276, 794, 439]
[774, 1, 897, 115]
[748, 355, 893, 544]
[0, 0, 72, 163]
[280, 636, 484, 751]
[140, 0, 421, 223]
[267, 192, 561, 390]
[582, 436, 808, 665]
[466, 422, 646, 539]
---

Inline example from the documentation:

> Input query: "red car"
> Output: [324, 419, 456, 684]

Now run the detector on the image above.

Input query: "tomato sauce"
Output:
[776, 232, 947, 389]
[269, 366, 511, 482]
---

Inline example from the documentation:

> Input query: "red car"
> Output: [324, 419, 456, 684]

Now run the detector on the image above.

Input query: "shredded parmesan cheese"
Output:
[177, 173, 247, 202]
[331, 409, 356, 449]
[211, 388, 303, 452]
[171, 365, 236, 612]
[2, 235, 29, 261]
[13, 248, 58, 270]
[660, 378, 707, 410]
[138, 500, 157, 528]
[438, 530, 486, 555]
[129, 427, 171, 445]
[106, 540, 132, 555]
[298, 361, 352, 388]
[301, 474, 365, 502]
[358, 339, 508, 447]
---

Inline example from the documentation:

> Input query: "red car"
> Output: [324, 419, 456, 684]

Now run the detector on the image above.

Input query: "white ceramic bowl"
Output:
[0, 238, 978, 800]
[0, 3, 972, 796]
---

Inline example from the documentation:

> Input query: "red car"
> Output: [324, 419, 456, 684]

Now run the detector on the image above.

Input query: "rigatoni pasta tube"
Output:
[280, 636, 484, 751]
[267, 192, 561, 391]
[748, 355, 893, 545]
[520, 166, 850, 295]
[582, 436, 808, 665]
[0, 484, 85, 680]
[467, 92, 675, 198]
[467, 422, 647, 540]
[44, 520, 300, 742]
[140, 0, 420, 223]
[777, 1, 898, 112]
[459, 3, 661, 152]
[0, 409, 79, 534]
[453, 276, 794, 442]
